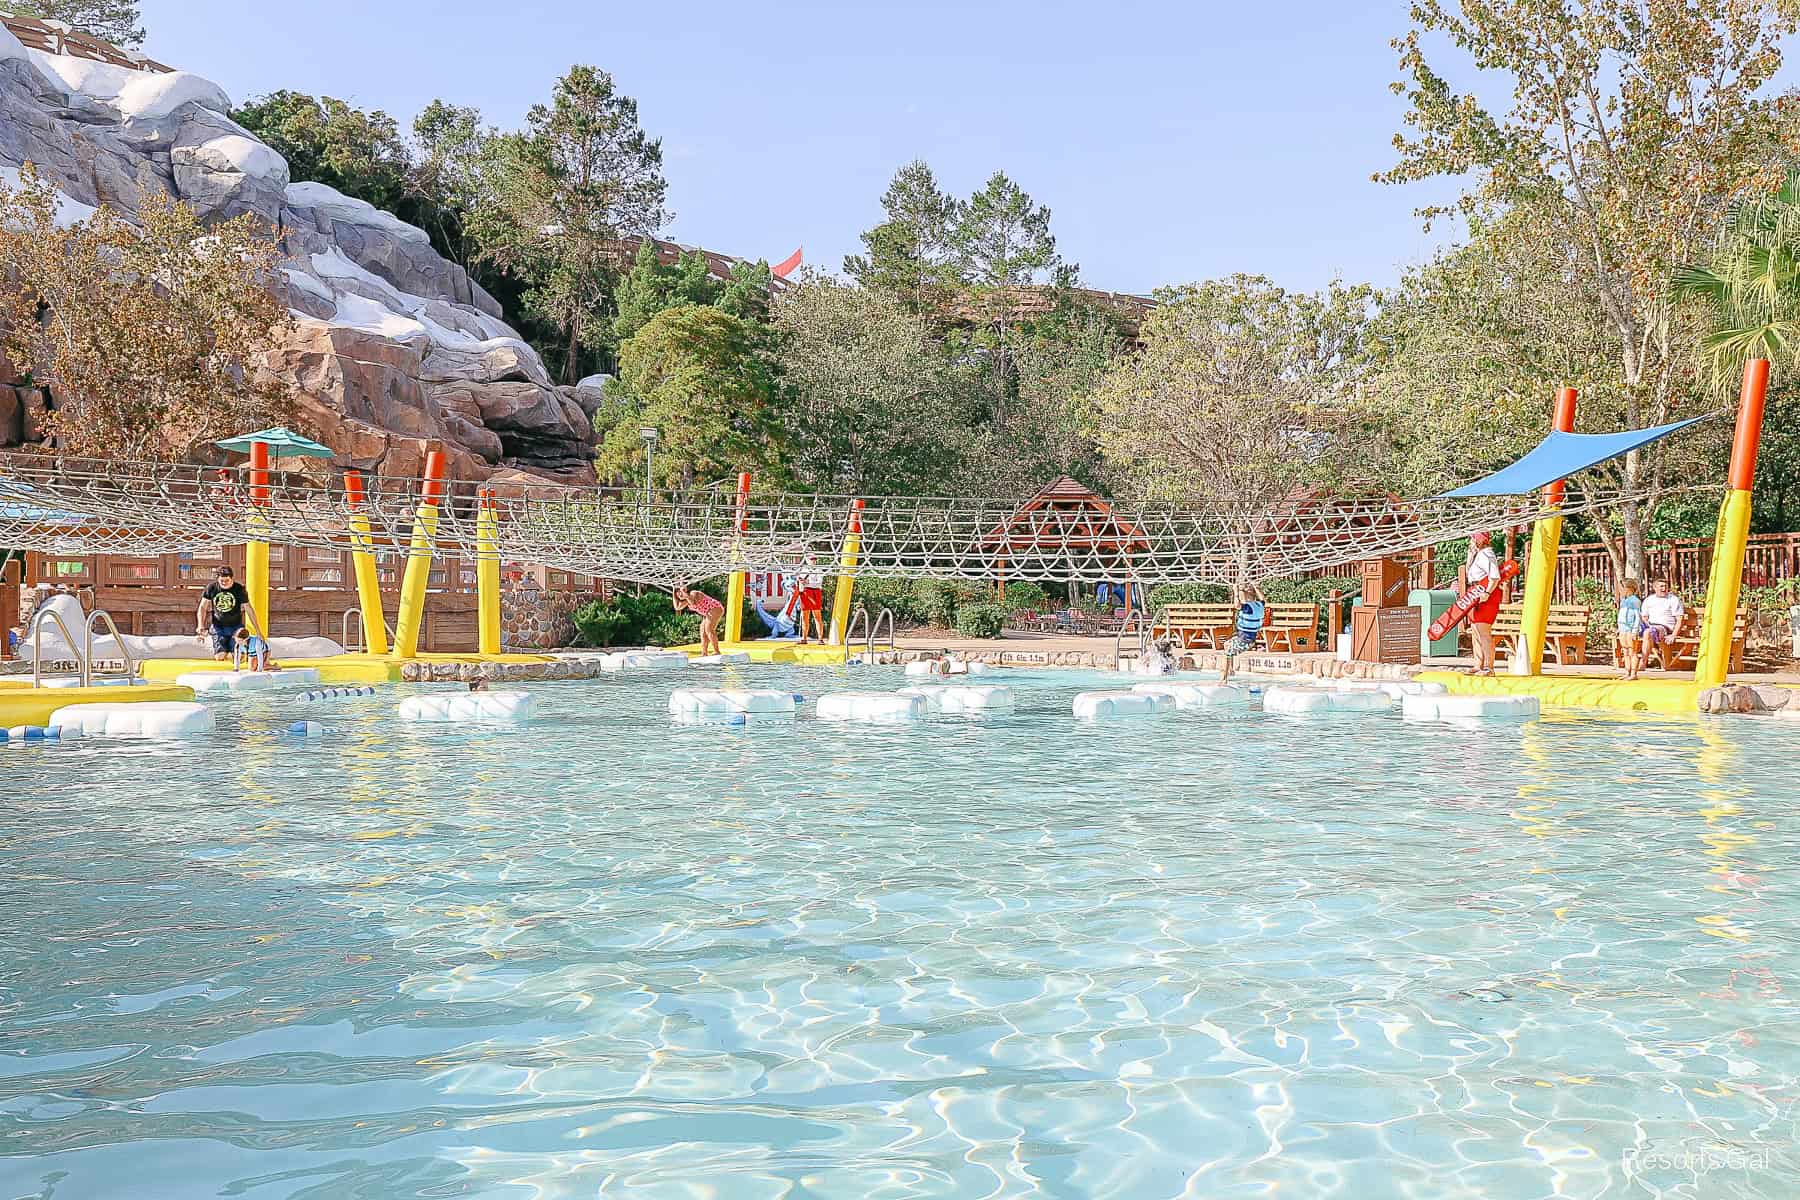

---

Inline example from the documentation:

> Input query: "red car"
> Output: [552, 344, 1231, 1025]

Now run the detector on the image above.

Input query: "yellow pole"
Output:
[830, 499, 865, 645]
[394, 450, 446, 659]
[724, 471, 751, 645]
[244, 440, 271, 636]
[1515, 387, 1578, 675]
[477, 488, 502, 655]
[344, 470, 388, 655]
[1695, 359, 1768, 688]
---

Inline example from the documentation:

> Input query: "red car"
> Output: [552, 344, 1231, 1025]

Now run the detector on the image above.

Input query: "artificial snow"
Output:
[286, 180, 430, 244]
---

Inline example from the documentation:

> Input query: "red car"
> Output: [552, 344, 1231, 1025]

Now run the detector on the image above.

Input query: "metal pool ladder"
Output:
[842, 606, 896, 664]
[84, 608, 135, 686]
[29, 605, 83, 688]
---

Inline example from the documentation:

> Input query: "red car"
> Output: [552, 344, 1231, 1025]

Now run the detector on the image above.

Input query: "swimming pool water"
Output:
[2, 666, 1794, 1198]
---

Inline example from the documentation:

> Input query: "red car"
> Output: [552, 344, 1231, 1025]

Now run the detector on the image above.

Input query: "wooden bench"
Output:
[1491, 603, 1593, 665]
[1647, 606, 1748, 673]
[1263, 602, 1320, 653]
[1153, 603, 1234, 649]
[1153, 601, 1320, 652]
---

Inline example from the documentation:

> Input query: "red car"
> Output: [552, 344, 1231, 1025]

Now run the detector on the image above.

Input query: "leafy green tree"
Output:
[717, 259, 775, 324]
[232, 91, 411, 214]
[964, 302, 1125, 496]
[468, 65, 669, 384]
[595, 305, 783, 489]
[1378, 0, 1797, 577]
[6, 0, 142, 48]
[1089, 276, 1376, 580]
[1672, 168, 1800, 393]
[950, 170, 1062, 290]
[610, 241, 720, 344]
[844, 160, 960, 310]
[771, 275, 973, 494]
[408, 99, 490, 273]
[0, 165, 295, 460]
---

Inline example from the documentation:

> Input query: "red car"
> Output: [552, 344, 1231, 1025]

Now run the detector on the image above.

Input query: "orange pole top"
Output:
[1544, 387, 1578, 504]
[421, 449, 447, 504]
[1728, 358, 1770, 492]
[850, 496, 865, 535]
[735, 471, 752, 533]
[343, 469, 365, 509]
[249, 440, 270, 506]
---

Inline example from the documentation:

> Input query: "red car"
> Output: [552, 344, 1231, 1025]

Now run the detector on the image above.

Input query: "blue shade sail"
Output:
[1439, 416, 1711, 498]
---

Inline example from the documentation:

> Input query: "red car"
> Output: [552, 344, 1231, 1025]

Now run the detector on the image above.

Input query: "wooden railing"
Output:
[26, 548, 600, 595]
[1551, 532, 1800, 600]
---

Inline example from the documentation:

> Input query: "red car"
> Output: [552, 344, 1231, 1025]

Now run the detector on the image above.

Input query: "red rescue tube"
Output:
[1429, 559, 1520, 641]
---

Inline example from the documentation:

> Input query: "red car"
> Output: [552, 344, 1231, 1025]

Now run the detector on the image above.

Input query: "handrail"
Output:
[28, 607, 84, 687]
[340, 607, 396, 654]
[869, 607, 895, 660]
[85, 608, 134, 684]
[1115, 607, 1147, 669]
[844, 606, 871, 663]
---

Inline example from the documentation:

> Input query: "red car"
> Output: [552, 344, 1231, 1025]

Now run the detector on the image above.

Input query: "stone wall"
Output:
[501, 579, 595, 650]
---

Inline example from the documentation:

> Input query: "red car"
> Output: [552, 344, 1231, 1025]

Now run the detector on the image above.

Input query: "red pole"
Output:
[1545, 387, 1578, 504]
[249, 440, 270, 505]
[343, 469, 365, 510]
[735, 470, 752, 532]
[1728, 359, 1770, 492]
[421, 450, 447, 504]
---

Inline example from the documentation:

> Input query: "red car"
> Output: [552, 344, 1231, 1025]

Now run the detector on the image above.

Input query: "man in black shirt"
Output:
[195, 566, 261, 661]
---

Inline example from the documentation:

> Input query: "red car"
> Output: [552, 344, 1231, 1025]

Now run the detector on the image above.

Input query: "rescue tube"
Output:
[1428, 560, 1521, 640]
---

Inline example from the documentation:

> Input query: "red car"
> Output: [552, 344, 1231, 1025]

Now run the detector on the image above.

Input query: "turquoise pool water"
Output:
[1, 666, 1794, 1198]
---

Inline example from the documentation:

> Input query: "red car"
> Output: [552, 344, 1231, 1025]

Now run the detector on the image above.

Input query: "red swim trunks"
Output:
[799, 587, 824, 613]
[1469, 587, 1504, 626]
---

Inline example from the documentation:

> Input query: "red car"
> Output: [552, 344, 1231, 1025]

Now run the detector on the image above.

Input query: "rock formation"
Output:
[0, 25, 598, 485]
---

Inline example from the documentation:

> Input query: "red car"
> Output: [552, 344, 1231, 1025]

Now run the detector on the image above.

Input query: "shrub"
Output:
[954, 602, 1007, 638]
[852, 577, 930, 626]
[913, 579, 960, 628]
[1147, 582, 1229, 611]
[571, 581, 724, 647]
[1261, 575, 1359, 639]
[1000, 581, 1050, 613]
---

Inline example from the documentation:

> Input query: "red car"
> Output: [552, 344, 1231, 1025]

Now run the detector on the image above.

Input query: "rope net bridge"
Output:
[0, 452, 1674, 588]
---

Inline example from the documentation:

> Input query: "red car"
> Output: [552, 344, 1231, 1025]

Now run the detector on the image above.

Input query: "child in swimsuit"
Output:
[674, 585, 725, 656]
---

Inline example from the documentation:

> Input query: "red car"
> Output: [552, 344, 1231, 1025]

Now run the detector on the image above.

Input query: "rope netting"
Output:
[0, 452, 1687, 588]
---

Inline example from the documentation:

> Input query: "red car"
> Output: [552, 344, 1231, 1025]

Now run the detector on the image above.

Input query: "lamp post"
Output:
[639, 426, 658, 501]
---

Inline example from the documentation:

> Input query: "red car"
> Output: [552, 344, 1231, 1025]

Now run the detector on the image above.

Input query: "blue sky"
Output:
[144, 1, 1472, 296]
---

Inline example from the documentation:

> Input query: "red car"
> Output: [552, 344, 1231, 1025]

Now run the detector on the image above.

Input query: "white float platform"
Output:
[817, 692, 927, 723]
[1073, 690, 1174, 719]
[600, 651, 690, 673]
[691, 652, 752, 666]
[898, 684, 1015, 714]
[1402, 693, 1539, 726]
[178, 668, 322, 693]
[1131, 681, 1249, 709]
[396, 691, 535, 722]
[903, 660, 992, 678]
[668, 688, 797, 722]
[1263, 686, 1392, 716]
[49, 701, 214, 738]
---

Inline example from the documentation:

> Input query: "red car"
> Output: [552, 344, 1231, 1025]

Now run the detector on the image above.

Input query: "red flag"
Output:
[772, 246, 803, 279]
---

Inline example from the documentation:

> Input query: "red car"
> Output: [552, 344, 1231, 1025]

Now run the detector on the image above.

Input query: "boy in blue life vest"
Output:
[232, 626, 278, 672]
[1221, 582, 1266, 684]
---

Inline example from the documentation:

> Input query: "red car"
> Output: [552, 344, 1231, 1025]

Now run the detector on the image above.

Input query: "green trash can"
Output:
[1411, 587, 1460, 658]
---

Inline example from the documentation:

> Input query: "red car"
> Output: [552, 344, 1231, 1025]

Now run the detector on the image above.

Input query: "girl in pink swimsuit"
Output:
[674, 585, 724, 656]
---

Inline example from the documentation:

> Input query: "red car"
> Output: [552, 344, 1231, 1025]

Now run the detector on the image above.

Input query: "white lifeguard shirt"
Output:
[1642, 593, 1684, 629]
[1467, 546, 1501, 588]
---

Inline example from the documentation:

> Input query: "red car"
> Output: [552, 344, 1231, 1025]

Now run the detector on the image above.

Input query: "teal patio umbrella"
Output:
[214, 427, 334, 459]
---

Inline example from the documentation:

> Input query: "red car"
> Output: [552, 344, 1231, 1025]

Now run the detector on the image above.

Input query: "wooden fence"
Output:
[1550, 532, 1800, 601]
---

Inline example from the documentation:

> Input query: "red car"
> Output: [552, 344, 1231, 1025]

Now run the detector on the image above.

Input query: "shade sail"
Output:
[1440, 416, 1710, 498]
[214, 427, 334, 458]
